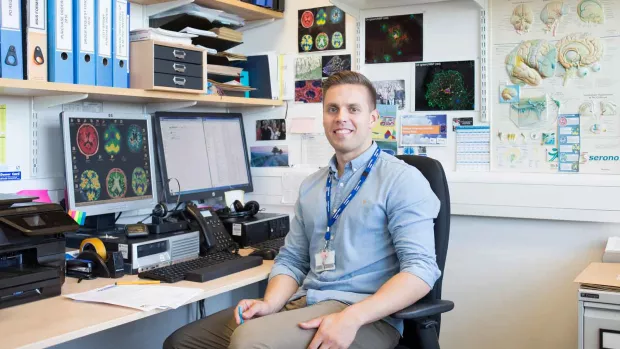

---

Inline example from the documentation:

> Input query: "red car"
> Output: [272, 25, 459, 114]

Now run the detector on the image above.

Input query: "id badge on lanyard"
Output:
[315, 147, 381, 273]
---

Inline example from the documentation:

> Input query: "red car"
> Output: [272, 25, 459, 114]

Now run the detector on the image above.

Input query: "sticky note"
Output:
[16, 190, 52, 203]
[68, 210, 87, 225]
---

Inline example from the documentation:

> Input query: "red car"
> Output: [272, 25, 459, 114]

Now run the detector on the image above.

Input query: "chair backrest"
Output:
[395, 155, 451, 330]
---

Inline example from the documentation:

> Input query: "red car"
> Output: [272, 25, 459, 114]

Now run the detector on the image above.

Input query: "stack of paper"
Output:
[180, 27, 218, 38]
[208, 79, 255, 92]
[209, 27, 242, 42]
[65, 284, 203, 311]
[575, 262, 620, 292]
[207, 64, 242, 76]
[152, 4, 245, 27]
[604, 237, 620, 263]
[208, 52, 247, 62]
[130, 28, 197, 46]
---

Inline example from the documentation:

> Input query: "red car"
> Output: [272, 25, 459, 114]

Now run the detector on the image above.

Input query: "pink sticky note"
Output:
[16, 190, 52, 203]
[290, 117, 317, 134]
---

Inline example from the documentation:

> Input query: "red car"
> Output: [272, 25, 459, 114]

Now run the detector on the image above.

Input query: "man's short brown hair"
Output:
[322, 71, 377, 110]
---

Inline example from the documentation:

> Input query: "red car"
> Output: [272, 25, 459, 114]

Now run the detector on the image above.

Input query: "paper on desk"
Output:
[65, 285, 203, 311]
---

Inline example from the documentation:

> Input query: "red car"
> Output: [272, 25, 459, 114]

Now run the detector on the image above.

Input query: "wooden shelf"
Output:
[132, 0, 284, 21]
[0, 79, 282, 109]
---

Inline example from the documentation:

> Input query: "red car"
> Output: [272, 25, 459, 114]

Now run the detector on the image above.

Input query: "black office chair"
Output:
[392, 155, 454, 349]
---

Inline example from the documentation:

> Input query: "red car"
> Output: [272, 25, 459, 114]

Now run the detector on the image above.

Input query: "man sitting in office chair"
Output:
[164, 71, 441, 349]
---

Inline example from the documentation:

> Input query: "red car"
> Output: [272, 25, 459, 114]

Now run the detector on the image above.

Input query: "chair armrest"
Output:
[392, 300, 454, 320]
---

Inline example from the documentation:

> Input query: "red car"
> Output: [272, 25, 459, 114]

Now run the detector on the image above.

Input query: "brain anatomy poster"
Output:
[490, 0, 620, 174]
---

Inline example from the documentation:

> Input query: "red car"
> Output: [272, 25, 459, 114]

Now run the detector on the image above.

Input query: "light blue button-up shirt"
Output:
[269, 142, 441, 334]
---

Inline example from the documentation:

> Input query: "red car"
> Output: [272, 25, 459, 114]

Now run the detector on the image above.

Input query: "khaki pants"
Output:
[163, 297, 400, 349]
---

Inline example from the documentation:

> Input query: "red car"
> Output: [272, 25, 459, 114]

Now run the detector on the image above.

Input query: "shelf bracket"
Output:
[329, 0, 360, 20]
[145, 0, 194, 18]
[146, 101, 198, 113]
[238, 19, 276, 32]
[33, 93, 89, 110]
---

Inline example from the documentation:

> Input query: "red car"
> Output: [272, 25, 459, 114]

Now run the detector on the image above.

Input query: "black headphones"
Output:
[216, 200, 260, 219]
[152, 201, 168, 218]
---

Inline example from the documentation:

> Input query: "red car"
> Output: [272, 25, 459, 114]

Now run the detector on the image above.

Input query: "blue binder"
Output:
[47, 0, 73, 83]
[112, 0, 128, 88]
[73, 0, 95, 85]
[95, 0, 112, 86]
[0, 0, 24, 79]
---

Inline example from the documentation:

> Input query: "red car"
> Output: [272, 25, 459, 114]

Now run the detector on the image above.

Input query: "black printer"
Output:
[0, 194, 79, 309]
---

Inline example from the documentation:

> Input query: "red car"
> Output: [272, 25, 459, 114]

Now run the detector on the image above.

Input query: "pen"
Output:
[115, 280, 161, 286]
[238, 306, 244, 324]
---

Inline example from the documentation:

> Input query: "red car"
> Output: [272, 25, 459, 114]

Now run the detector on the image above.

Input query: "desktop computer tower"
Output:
[220, 213, 290, 247]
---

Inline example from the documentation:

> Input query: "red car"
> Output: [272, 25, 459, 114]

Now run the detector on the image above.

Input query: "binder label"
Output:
[1, 0, 21, 30]
[80, 0, 94, 53]
[56, 0, 72, 51]
[114, 0, 127, 59]
[98, 0, 111, 57]
[29, 0, 46, 30]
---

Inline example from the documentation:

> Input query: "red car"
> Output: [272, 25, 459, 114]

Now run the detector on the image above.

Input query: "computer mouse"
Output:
[249, 248, 278, 260]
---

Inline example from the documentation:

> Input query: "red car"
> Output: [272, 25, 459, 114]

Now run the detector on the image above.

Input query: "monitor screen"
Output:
[62, 112, 158, 216]
[154, 112, 253, 202]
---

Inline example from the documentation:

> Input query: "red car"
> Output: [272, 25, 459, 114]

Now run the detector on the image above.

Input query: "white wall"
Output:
[442, 216, 616, 349]
[4, 0, 619, 348]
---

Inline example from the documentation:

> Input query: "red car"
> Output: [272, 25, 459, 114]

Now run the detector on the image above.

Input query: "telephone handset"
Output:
[184, 203, 236, 256]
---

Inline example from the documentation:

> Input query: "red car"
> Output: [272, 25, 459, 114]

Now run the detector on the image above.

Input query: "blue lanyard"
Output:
[325, 147, 381, 242]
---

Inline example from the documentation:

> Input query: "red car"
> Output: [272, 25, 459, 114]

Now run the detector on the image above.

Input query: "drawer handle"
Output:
[173, 63, 186, 73]
[173, 49, 186, 59]
[173, 77, 186, 86]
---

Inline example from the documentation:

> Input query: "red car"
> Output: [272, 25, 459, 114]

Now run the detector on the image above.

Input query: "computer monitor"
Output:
[153, 112, 253, 203]
[61, 112, 158, 218]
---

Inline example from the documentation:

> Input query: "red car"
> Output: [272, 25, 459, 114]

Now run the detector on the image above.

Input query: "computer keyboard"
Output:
[138, 252, 263, 283]
[250, 237, 286, 251]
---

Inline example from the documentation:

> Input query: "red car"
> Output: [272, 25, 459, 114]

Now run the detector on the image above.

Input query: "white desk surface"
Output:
[0, 251, 273, 349]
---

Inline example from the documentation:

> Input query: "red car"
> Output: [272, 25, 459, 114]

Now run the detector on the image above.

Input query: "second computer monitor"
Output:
[154, 112, 253, 203]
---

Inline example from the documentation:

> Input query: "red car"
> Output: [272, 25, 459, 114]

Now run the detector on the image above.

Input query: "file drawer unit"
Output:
[579, 289, 620, 349]
[129, 41, 205, 93]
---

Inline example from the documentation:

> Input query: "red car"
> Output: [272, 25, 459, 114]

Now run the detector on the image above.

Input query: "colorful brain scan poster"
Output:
[298, 6, 346, 53]
[365, 14, 423, 64]
[415, 60, 476, 111]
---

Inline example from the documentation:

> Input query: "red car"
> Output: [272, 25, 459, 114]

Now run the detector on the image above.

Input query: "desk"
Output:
[0, 252, 273, 349]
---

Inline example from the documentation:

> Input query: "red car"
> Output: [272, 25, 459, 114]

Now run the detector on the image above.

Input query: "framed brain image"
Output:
[415, 60, 476, 111]
[298, 6, 346, 53]
[365, 14, 423, 64]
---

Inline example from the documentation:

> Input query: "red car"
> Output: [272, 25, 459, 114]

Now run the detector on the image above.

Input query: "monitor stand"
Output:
[79, 213, 122, 235]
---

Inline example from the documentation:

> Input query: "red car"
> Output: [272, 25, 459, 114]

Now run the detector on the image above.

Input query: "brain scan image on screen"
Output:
[104, 124, 122, 155]
[76, 124, 99, 157]
[106, 168, 127, 198]
[127, 124, 144, 153]
[79, 169, 101, 202]
[132, 167, 150, 196]
[68, 117, 153, 207]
